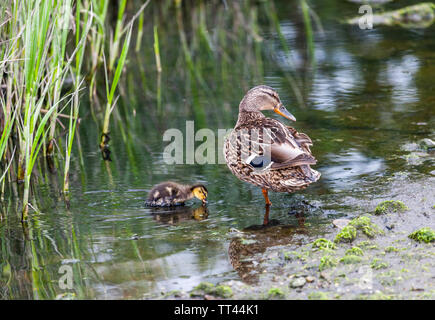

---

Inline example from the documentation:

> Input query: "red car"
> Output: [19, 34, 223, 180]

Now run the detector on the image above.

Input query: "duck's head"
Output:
[239, 85, 296, 121]
[191, 184, 208, 204]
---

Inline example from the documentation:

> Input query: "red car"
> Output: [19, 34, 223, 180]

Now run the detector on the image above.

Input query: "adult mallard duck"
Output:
[145, 181, 208, 207]
[224, 85, 320, 211]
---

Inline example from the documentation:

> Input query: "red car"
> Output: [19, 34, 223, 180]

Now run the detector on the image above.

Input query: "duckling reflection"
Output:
[150, 205, 209, 225]
[228, 206, 307, 284]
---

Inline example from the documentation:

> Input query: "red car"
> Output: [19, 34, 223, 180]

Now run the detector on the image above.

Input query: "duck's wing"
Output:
[268, 121, 316, 170]
[237, 119, 317, 171]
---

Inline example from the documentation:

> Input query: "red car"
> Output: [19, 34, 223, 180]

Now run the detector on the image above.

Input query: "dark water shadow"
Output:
[228, 205, 308, 284]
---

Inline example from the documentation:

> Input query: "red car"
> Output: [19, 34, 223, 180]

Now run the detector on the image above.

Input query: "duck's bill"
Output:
[274, 104, 296, 121]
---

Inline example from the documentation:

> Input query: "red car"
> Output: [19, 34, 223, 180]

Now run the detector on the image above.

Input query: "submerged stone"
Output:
[290, 277, 306, 288]
[332, 218, 350, 229]
[419, 138, 435, 151]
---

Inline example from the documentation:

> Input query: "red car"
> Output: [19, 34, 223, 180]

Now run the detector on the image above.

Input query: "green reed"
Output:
[100, 25, 132, 149]
[0, 0, 92, 219]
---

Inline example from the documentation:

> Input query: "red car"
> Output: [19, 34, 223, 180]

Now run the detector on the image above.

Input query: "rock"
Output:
[290, 277, 306, 288]
[420, 138, 435, 151]
[347, 0, 392, 4]
[347, 3, 435, 29]
[306, 276, 315, 283]
[320, 272, 331, 283]
[332, 219, 350, 229]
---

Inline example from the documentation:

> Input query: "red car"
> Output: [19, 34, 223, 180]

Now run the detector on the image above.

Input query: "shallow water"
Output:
[1, 0, 434, 299]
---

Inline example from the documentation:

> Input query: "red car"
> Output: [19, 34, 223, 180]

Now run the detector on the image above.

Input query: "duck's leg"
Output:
[262, 188, 271, 225]
[263, 204, 270, 226]
[262, 188, 272, 206]
[296, 211, 305, 227]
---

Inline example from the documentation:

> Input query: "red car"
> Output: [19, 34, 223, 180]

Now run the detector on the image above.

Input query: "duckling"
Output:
[145, 181, 208, 207]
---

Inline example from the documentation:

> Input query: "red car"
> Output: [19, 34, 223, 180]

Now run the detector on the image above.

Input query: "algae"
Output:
[371, 259, 388, 270]
[385, 246, 399, 253]
[374, 200, 408, 215]
[308, 291, 329, 300]
[345, 246, 364, 256]
[334, 225, 357, 243]
[319, 255, 338, 271]
[340, 254, 363, 264]
[267, 288, 285, 299]
[190, 282, 233, 298]
[408, 227, 435, 243]
[312, 238, 337, 250]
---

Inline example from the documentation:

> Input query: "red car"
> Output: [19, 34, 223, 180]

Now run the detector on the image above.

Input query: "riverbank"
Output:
[160, 171, 435, 300]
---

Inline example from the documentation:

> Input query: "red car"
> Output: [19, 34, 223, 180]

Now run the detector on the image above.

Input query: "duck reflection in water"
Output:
[150, 205, 209, 225]
[229, 205, 307, 284]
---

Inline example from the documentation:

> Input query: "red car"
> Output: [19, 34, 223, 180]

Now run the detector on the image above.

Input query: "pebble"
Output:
[306, 276, 315, 283]
[290, 277, 306, 288]
[320, 272, 331, 283]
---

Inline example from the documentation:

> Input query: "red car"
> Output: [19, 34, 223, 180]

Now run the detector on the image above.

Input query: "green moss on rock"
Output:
[349, 216, 384, 238]
[214, 285, 233, 298]
[408, 227, 435, 243]
[308, 291, 329, 300]
[340, 254, 363, 264]
[334, 225, 357, 243]
[385, 246, 399, 253]
[312, 238, 336, 250]
[319, 255, 337, 271]
[190, 282, 233, 298]
[267, 288, 285, 299]
[371, 259, 388, 270]
[374, 200, 408, 215]
[358, 241, 379, 250]
[345, 246, 364, 256]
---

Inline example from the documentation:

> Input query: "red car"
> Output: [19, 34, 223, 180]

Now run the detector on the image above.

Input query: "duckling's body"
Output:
[145, 181, 208, 207]
[224, 85, 320, 210]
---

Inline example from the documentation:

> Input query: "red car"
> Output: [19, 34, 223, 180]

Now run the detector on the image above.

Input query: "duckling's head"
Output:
[239, 85, 296, 121]
[191, 184, 208, 204]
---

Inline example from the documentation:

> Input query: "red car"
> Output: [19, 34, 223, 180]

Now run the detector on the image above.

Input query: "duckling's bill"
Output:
[191, 185, 208, 205]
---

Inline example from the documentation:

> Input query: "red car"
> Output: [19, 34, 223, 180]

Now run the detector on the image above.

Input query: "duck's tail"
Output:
[301, 164, 321, 183]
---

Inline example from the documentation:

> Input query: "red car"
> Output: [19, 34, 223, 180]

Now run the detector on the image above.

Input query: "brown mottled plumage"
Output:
[145, 181, 208, 207]
[224, 85, 320, 210]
